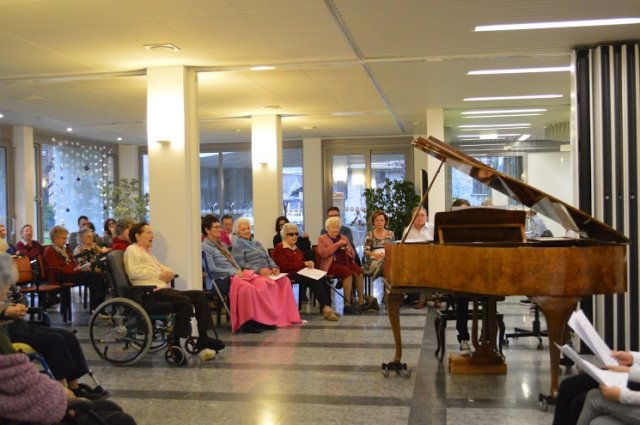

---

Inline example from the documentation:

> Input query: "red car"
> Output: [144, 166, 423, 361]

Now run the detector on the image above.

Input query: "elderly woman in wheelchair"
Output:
[0, 254, 106, 400]
[88, 222, 224, 366]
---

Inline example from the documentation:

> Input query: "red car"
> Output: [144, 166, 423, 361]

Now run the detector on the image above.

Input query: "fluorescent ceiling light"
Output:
[459, 123, 530, 128]
[458, 133, 520, 138]
[464, 94, 562, 101]
[462, 108, 547, 115]
[518, 134, 531, 141]
[459, 144, 506, 148]
[468, 66, 571, 75]
[0, 113, 3, 118]
[461, 126, 530, 131]
[464, 113, 542, 119]
[66, 127, 73, 132]
[475, 18, 640, 32]
[250, 66, 275, 71]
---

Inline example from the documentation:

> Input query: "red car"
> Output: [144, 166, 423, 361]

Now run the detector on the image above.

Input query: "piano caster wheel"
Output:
[381, 361, 409, 378]
[537, 342, 544, 350]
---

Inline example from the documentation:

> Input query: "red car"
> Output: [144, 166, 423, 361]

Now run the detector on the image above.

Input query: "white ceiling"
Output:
[0, 0, 638, 146]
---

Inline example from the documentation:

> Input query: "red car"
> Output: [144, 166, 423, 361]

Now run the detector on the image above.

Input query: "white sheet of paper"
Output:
[268, 272, 288, 280]
[296, 267, 327, 280]
[568, 309, 618, 366]
[557, 344, 628, 388]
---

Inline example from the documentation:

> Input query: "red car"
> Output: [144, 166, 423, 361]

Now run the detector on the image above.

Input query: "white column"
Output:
[251, 115, 282, 246]
[424, 108, 446, 216]
[302, 138, 322, 239]
[12, 126, 36, 235]
[117, 144, 139, 181]
[146, 66, 200, 291]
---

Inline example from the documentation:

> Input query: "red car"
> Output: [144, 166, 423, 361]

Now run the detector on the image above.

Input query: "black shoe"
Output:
[260, 324, 277, 331]
[343, 305, 360, 315]
[241, 320, 263, 334]
[336, 281, 343, 290]
[77, 383, 109, 398]
[196, 337, 226, 352]
[72, 387, 106, 400]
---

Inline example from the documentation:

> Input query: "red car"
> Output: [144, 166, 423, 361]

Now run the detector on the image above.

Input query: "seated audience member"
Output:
[317, 216, 368, 315]
[402, 205, 434, 241]
[124, 222, 224, 354]
[102, 218, 117, 247]
[230, 217, 302, 333]
[320, 206, 361, 266]
[362, 210, 395, 279]
[73, 227, 110, 271]
[554, 350, 640, 425]
[0, 256, 137, 425]
[111, 218, 134, 251]
[0, 254, 106, 400]
[15, 224, 44, 260]
[272, 222, 339, 321]
[220, 214, 234, 248]
[68, 215, 90, 253]
[201, 215, 239, 296]
[43, 225, 106, 311]
[272, 216, 313, 257]
[0, 223, 15, 255]
[526, 208, 548, 238]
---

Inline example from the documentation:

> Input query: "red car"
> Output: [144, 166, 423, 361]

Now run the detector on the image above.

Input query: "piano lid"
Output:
[413, 136, 629, 244]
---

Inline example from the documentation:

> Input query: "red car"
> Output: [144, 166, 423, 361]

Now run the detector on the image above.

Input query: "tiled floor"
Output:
[53, 281, 562, 425]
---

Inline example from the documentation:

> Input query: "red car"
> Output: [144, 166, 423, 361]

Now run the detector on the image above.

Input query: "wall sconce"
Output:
[156, 140, 171, 146]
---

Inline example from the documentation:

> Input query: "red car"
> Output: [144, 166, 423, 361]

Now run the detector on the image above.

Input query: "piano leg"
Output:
[387, 292, 404, 363]
[530, 295, 581, 397]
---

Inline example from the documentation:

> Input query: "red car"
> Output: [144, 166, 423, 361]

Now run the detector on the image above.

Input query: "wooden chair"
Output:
[37, 255, 76, 322]
[13, 256, 62, 322]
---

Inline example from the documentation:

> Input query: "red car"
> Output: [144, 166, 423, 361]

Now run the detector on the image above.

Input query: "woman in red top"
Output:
[42, 225, 106, 311]
[272, 223, 339, 321]
[14, 224, 44, 260]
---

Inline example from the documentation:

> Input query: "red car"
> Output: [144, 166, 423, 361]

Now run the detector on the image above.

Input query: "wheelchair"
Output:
[89, 251, 203, 366]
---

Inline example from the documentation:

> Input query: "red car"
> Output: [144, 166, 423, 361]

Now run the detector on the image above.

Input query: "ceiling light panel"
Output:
[475, 18, 640, 32]
[462, 109, 547, 115]
[468, 66, 571, 75]
[464, 94, 563, 101]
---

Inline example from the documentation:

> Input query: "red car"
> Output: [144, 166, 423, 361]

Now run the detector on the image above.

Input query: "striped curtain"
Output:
[574, 42, 639, 351]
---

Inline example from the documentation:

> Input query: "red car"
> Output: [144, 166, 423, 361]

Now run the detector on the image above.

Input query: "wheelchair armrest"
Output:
[121, 285, 156, 304]
[170, 275, 179, 288]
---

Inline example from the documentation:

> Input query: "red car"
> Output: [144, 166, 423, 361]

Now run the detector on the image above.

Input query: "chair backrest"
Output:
[105, 250, 133, 297]
[12, 257, 33, 285]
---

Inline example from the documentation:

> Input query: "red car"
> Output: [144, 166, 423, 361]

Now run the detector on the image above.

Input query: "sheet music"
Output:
[296, 268, 327, 280]
[556, 344, 628, 388]
[568, 309, 618, 366]
[268, 272, 288, 281]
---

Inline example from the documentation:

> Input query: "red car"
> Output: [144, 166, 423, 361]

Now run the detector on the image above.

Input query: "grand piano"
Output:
[383, 136, 629, 397]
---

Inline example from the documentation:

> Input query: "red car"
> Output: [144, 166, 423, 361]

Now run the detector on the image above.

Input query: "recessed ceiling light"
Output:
[458, 134, 521, 138]
[464, 113, 542, 118]
[0, 113, 3, 119]
[143, 43, 181, 52]
[23, 94, 45, 101]
[468, 66, 571, 75]
[117, 137, 123, 141]
[66, 127, 73, 132]
[459, 123, 531, 128]
[263, 105, 281, 110]
[464, 94, 562, 101]
[412, 121, 422, 125]
[250, 66, 275, 71]
[475, 18, 640, 32]
[234, 128, 242, 133]
[462, 108, 547, 115]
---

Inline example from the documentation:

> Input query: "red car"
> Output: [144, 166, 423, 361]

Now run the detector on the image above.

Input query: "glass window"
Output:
[331, 154, 367, 249]
[222, 151, 253, 222]
[283, 148, 303, 229]
[40, 141, 115, 243]
[200, 153, 220, 215]
[371, 153, 406, 188]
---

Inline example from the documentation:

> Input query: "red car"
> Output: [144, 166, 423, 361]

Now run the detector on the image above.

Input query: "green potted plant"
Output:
[363, 178, 421, 237]
[101, 178, 149, 221]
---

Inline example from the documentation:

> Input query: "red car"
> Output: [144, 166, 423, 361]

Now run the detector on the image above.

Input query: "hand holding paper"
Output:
[568, 309, 618, 366]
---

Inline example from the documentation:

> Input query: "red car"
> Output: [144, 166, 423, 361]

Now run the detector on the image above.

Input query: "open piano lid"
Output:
[414, 136, 629, 244]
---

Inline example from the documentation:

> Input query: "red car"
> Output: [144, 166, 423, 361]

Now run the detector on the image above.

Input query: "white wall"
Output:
[527, 151, 573, 237]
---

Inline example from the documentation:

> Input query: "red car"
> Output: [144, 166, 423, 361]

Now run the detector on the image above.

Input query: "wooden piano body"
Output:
[383, 136, 629, 396]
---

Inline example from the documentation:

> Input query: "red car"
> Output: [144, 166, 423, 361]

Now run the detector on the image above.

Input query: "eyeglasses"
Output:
[211, 225, 221, 229]
[286, 232, 299, 237]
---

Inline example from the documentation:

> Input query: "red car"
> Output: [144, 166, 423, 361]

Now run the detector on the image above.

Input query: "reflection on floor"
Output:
[52, 280, 561, 425]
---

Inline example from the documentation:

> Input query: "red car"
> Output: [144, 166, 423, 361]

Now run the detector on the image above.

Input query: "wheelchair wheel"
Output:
[147, 317, 170, 353]
[89, 298, 152, 365]
[184, 336, 201, 355]
[165, 345, 187, 366]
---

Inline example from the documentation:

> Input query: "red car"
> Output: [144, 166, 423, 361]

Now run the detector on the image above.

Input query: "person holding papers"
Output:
[272, 222, 339, 321]
[229, 217, 302, 333]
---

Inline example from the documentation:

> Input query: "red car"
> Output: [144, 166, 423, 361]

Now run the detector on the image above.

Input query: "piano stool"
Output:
[433, 308, 505, 362]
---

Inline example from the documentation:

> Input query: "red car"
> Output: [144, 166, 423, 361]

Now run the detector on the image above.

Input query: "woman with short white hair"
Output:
[317, 216, 366, 315]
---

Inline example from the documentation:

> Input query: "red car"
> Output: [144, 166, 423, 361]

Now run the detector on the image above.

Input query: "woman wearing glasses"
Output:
[272, 222, 340, 321]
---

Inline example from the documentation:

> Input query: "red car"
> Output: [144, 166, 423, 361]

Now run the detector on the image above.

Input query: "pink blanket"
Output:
[230, 270, 302, 333]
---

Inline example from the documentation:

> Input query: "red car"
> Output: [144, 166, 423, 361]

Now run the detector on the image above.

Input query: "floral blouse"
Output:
[363, 229, 395, 257]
